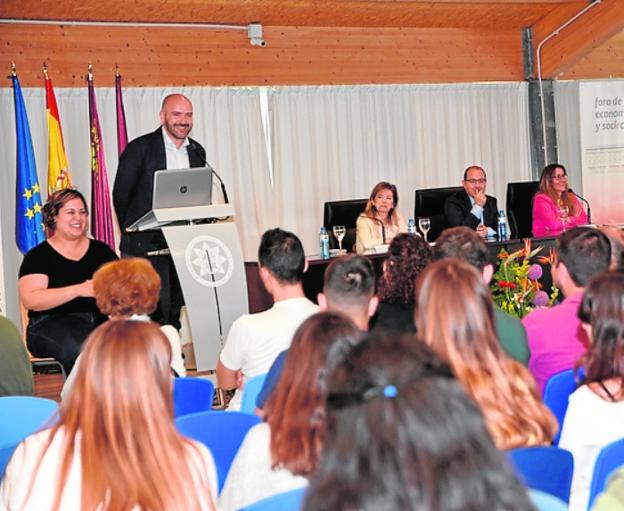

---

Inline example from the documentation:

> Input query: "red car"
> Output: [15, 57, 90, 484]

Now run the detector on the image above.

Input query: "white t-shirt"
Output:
[559, 384, 624, 511]
[0, 427, 218, 510]
[219, 297, 319, 410]
[219, 422, 308, 511]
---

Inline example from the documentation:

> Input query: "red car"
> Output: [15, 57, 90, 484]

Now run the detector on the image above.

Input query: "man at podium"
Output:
[113, 93, 212, 329]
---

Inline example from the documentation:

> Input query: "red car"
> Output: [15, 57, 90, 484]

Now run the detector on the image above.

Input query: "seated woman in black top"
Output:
[18, 189, 117, 375]
[370, 233, 431, 333]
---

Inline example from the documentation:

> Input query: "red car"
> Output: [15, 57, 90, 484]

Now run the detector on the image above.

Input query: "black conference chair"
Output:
[506, 181, 539, 239]
[323, 198, 368, 252]
[413, 186, 463, 242]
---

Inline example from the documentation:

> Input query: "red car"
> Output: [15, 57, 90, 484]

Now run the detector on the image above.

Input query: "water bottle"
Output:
[407, 218, 417, 235]
[319, 226, 330, 259]
[497, 210, 508, 241]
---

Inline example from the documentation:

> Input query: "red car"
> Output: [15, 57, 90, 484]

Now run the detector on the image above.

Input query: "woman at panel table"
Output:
[18, 188, 117, 376]
[355, 181, 407, 254]
[532, 163, 588, 238]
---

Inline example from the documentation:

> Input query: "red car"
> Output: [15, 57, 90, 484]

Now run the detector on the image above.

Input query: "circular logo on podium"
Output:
[185, 235, 234, 288]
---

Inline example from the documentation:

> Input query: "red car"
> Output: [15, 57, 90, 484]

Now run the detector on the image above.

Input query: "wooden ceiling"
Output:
[0, 0, 588, 29]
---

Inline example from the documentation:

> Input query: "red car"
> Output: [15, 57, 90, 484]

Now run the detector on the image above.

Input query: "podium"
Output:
[127, 203, 249, 371]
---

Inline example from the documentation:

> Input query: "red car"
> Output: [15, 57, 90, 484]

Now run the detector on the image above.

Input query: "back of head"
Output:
[579, 271, 624, 386]
[54, 320, 212, 511]
[433, 226, 489, 271]
[258, 228, 305, 284]
[304, 333, 534, 511]
[93, 258, 161, 317]
[265, 312, 360, 475]
[379, 233, 431, 304]
[323, 255, 376, 311]
[557, 227, 611, 287]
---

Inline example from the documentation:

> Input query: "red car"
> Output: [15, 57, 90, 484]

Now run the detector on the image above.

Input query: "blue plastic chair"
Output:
[240, 373, 268, 415]
[543, 368, 582, 445]
[240, 487, 306, 511]
[587, 437, 624, 510]
[507, 446, 574, 503]
[173, 377, 215, 418]
[0, 396, 59, 477]
[175, 410, 260, 492]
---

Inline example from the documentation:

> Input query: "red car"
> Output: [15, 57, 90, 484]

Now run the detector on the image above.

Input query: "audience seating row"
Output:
[323, 181, 539, 246]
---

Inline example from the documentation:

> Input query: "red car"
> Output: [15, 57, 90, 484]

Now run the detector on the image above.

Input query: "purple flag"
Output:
[87, 74, 115, 250]
[115, 73, 128, 157]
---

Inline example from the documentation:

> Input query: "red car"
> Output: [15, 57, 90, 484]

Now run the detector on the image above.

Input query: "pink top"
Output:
[532, 193, 588, 238]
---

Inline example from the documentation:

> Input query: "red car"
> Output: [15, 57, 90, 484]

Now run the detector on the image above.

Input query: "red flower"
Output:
[498, 280, 517, 289]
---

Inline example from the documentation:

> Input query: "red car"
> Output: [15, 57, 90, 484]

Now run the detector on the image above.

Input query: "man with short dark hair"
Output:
[433, 227, 530, 365]
[523, 227, 612, 392]
[255, 255, 378, 410]
[217, 228, 319, 410]
[444, 165, 498, 238]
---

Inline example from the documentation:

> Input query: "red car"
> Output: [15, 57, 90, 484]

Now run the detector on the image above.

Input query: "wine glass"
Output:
[557, 206, 569, 231]
[333, 225, 347, 254]
[418, 217, 431, 242]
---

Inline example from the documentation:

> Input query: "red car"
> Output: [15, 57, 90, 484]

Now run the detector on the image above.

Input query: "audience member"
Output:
[304, 333, 536, 511]
[61, 257, 186, 400]
[559, 271, 624, 511]
[523, 227, 611, 392]
[220, 312, 360, 510]
[217, 228, 318, 410]
[356, 181, 407, 253]
[18, 188, 117, 375]
[370, 233, 430, 334]
[444, 165, 498, 238]
[416, 259, 556, 450]
[0, 320, 218, 511]
[0, 315, 33, 396]
[599, 225, 624, 270]
[532, 163, 588, 238]
[433, 226, 530, 364]
[255, 254, 377, 409]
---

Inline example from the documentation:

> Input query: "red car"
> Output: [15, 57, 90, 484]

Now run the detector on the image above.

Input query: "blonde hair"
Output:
[31, 320, 215, 511]
[415, 259, 557, 450]
[362, 181, 400, 225]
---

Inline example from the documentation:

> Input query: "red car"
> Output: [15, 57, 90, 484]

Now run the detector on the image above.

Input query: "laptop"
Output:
[126, 167, 213, 232]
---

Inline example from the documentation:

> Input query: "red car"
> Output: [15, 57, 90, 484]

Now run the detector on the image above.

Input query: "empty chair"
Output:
[506, 181, 539, 239]
[507, 446, 574, 503]
[240, 373, 267, 415]
[323, 198, 368, 252]
[543, 368, 582, 445]
[175, 410, 260, 491]
[413, 186, 463, 242]
[588, 437, 624, 510]
[173, 377, 215, 418]
[0, 396, 58, 476]
[240, 487, 306, 511]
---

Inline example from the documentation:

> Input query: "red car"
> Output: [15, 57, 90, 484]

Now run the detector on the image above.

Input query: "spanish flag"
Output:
[45, 74, 72, 195]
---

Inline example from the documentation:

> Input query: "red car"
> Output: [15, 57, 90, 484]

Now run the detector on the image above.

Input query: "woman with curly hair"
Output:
[219, 312, 360, 510]
[0, 320, 217, 510]
[559, 270, 624, 511]
[415, 259, 557, 450]
[370, 233, 431, 333]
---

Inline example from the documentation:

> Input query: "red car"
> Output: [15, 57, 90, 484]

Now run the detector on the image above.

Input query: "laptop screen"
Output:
[152, 167, 213, 209]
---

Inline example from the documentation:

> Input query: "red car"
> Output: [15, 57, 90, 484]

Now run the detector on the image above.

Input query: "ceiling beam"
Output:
[532, 0, 624, 78]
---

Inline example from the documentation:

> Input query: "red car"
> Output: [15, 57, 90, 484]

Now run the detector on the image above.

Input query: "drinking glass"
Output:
[418, 217, 431, 242]
[333, 225, 347, 254]
[557, 206, 569, 231]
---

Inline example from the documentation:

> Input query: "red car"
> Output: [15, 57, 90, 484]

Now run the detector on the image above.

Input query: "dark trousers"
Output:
[26, 312, 104, 376]
[146, 254, 184, 330]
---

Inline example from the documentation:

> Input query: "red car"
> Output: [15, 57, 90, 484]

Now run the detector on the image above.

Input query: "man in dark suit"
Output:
[113, 93, 206, 329]
[444, 165, 498, 239]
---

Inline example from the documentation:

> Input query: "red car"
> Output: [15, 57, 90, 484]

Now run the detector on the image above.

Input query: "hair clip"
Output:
[383, 385, 398, 398]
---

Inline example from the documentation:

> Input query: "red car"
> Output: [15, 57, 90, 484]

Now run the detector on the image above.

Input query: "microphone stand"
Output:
[188, 143, 230, 204]
[569, 189, 592, 224]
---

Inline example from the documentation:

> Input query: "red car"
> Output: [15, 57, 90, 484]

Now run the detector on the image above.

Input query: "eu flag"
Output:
[12, 74, 45, 254]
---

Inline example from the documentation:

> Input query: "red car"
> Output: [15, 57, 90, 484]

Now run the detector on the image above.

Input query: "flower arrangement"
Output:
[491, 239, 559, 319]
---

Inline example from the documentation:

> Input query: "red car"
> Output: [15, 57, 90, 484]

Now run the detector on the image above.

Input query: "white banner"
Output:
[579, 81, 624, 224]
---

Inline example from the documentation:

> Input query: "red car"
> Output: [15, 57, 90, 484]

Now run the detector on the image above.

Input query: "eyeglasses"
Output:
[465, 179, 487, 185]
[551, 174, 567, 181]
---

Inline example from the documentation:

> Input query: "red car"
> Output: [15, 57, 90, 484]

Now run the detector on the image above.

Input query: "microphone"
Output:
[188, 142, 230, 204]
[568, 188, 591, 224]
